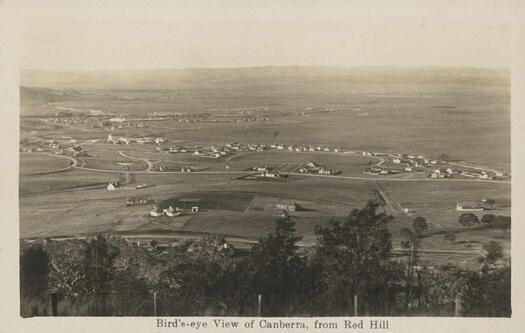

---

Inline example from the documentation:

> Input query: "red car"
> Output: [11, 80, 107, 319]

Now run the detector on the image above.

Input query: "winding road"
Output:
[118, 150, 155, 171]
[34, 152, 511, 185]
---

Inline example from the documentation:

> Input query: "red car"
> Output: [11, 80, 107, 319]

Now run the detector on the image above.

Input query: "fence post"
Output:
[51, 292, 58, 316]
[257, 294, 262, 317]
[455, 294, 462, 317]
[354, 295, 358, 317]
[153, 291, 157, 317]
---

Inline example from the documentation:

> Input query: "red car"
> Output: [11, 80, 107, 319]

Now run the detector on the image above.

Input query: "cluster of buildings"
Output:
[20, 136, 85, 156]
[106, 134, 167, 145]
[257, 169, 282, 179]
[276, 203, 297, 212]
[192, 147, 231, 159]
[149, 205, 199, 217]
[126, 196, 155, 206]
[298, 161, 339, 175]
[458, 170, 507, 180]
[180, 166, 205, 173]
[456, 202, 485, 212]
[364, 167, 401, 176]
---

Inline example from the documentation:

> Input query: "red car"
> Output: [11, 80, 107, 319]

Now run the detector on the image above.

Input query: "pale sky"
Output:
[19, 0, 512, 70]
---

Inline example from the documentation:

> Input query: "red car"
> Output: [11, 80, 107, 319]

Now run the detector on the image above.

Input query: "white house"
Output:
[118, 137, 129, 145]
[150, 206, 162, 217]
[393, 158, 401, 164]
[163, 206, 180, 217]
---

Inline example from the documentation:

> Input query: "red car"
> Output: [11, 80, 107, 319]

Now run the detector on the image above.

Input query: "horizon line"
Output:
[20, 64, 511, 73]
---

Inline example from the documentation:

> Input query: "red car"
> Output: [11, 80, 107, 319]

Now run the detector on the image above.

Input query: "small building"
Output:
[276, 203, 296, 212]
[107, 181, 120, 191]
[150, 205, 162, 217]
[319, 168, 332, 175]
[163, 206, 180, 217]
[456, 202, 484, 212]
[393, 158, 401, 164]
[191, 206, 199, 213]
[118, 137, 130, 145]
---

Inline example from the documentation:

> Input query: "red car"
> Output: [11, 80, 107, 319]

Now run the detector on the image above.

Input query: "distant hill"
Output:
[20, 86, 63, 104]
[20, 66, 509, 91]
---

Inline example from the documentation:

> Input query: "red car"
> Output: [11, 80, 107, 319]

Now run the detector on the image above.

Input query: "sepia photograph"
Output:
[5, 0, 523, 329]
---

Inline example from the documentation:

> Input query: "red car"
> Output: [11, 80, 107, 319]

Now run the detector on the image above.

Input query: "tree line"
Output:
[20, 201, 511, 317]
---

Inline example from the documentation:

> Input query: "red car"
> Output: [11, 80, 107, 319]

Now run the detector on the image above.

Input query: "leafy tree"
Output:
[482, 241, 503, 264]
[438, 153, 450, 162]
[399, 227, 422, 310]
[150, 240, 158, 251]
[459, 213, 479, 228]
[189, 234, 235, 269]
[20, 245, 50, 298]
[412, 216, 428, 236]
[246, 216, 307, 316]
[461, 265, 511, 317]
[48, 241, 88, 299]
[157, 235, 243, 316]
[444, 231, 456, 242]
[313, 201, 394, 315]
[491, 216, 511, 231]
[481, 214, 496, 224]
[82, 234, 119, 315]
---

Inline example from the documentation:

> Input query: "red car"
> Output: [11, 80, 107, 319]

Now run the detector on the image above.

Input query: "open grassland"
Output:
[381, 180, 511, 230]
[19, 67, 511, 267]
[19, 153, 71, 175]
[19, 165, 511, 266]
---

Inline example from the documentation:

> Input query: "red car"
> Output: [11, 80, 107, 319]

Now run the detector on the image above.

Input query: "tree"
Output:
[246, 216, 307, 315]
[48, 241, 88, 299]
[20, 245, 50, 298]
[399, 226, 423, 311]
[481, 214, 496, 225]
[412, 217, 428, 236]
[459, 213, 479, 228]
[444, 231, 456, 242]
[313, 201, 394, 315]
[150, 240, 158, 251]
[82, 234, 119, 315]
[482, 241, 503, 264]
[491, 216, 511, 231]
[438, 153, 450, 162]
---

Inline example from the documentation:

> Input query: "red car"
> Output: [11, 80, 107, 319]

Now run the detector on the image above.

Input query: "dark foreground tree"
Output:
[491, 215, 511, 231]
[444, 231, 456, 242]
[245, 216, 307, 316]
[481, 214, 496, 224]
[459, 213, 479, 228]
[20, 245, 50, 298]
[313, 201, 395, 316]
[412, 216, 428, 236]
[82, 234, 120, 315]
[482, 241, 504, 264]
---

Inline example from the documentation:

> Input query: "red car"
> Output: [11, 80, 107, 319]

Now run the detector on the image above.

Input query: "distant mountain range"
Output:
[20, 66, 509, 91]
